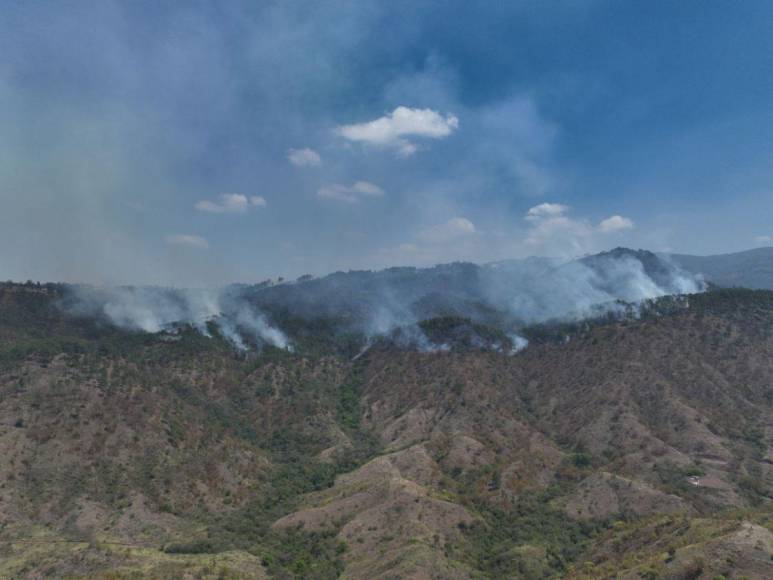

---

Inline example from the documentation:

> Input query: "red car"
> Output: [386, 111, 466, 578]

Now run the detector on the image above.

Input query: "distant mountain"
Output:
[669, 247, 773, 289]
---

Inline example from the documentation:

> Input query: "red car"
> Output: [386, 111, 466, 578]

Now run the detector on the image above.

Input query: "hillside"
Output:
[45, 248, 705, 359]
[670, 247, 773, 290]
[1, 282, 773, 578]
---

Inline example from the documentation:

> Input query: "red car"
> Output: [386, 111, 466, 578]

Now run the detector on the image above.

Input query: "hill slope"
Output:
[670, 247, 773, 290]
[1, 284, 773, 578]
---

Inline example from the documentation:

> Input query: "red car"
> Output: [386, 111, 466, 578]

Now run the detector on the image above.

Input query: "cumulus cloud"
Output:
[525, 203, 569, 221]
[287, 147, 321, 167]
[525, 215, 593, 253]
[335, 106, 459, 156]
[599, 215, 635, 232]
[195, 193, 267, 213]
[165, 234, 209, 249]
[419, 217, 477, 243]
[317, 181, 384, 203]
[524, 203, 635, 255]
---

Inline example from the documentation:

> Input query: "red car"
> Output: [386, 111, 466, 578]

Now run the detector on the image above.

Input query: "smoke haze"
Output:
[58, 248, 704, 353]
[61, 285, 290, 351]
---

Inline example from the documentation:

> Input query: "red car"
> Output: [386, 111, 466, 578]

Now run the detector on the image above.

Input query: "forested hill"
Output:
[1, 284, 773, 578]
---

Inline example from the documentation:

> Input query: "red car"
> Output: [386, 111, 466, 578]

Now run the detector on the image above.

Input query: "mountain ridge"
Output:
[669, 246, 773, 290]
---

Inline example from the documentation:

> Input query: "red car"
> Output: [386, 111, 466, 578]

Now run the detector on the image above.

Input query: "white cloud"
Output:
[367, 203, 637, 272]
[287, 147, 321, 167]
[317, 185, 357, 203]
[351, 181, 383, 196]
[419, 217, 477, 243]
[165, 234, 209, 249]
[525, 215, 593, 253]
[335, 106, 459, 156]
[525, 202, 569, 221]
[599, 215, 635, 232]
[195, 193, 267, 213]
[755, 235, 772, 244]
[524, 203, 635, 255]
[317, 181, 384, 203]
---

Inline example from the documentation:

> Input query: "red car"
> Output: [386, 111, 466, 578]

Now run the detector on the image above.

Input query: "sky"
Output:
[2, 0, 773, 286]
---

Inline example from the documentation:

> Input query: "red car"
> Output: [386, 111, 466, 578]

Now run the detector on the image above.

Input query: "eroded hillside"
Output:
[1, 285, 772, 578]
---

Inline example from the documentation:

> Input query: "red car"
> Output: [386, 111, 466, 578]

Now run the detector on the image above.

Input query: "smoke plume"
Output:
[58, 248, 705, 355]
[61, 285, 290, 351]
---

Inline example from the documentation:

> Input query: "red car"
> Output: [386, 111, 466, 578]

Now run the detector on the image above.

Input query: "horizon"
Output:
[3, 2, 773, 286]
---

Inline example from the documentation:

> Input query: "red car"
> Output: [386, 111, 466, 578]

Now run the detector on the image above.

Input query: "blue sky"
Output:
[2, 0, 773, 285]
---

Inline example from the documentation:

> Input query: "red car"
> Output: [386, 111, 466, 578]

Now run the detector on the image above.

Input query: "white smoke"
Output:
[482, 254, 705, 325]
[350, 250, 705, 354]
[230, 302, 292, 351]
[59, 249, 705, 357]
[508, 334, 529, 354]
[62, 286, 290, 350]
[389, 323, 449, 353]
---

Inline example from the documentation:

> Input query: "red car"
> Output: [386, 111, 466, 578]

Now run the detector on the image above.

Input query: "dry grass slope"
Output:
[1, 285, 773, 577]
